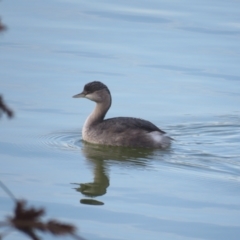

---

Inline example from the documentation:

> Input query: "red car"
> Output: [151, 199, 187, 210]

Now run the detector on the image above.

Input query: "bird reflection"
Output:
[74, 162, 109, 197]
[73, 141, 157, 205]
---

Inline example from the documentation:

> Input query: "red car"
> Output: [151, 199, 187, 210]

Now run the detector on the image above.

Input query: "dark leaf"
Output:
[0, 95, 14, 118]
[46, 220, 76, 236]
[0, 19, 7, 32]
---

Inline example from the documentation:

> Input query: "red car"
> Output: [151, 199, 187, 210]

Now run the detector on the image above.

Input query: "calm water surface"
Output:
[1, 0, 240, 240]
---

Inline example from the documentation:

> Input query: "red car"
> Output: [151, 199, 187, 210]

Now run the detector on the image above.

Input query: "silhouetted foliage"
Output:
[0, 200, 85, 240]
[0, 7, 86, 240]
[0, 183, 86, 240]
[8, 201, 78, 240]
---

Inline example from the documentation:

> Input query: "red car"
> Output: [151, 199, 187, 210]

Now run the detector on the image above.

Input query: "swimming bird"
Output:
[73, 81, 172, 148]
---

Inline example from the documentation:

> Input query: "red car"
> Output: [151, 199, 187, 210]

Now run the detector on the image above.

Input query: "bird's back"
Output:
[83, 117, 171, 148]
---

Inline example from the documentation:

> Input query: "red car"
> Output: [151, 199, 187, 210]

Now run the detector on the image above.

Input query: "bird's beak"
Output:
[72, 91, 87, 98]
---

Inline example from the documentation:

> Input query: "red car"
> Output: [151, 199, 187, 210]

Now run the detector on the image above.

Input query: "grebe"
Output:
[73, 81, 171, 148]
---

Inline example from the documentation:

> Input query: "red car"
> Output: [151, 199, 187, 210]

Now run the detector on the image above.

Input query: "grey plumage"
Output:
[95, 117, 166, 134]
[73, 81, 171, 148]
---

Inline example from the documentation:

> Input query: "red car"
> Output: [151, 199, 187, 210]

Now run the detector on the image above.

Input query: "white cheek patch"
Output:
[85, 93, 96, 101]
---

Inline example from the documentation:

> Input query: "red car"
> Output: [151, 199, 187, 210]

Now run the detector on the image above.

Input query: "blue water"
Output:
[1, 0, 240, 240]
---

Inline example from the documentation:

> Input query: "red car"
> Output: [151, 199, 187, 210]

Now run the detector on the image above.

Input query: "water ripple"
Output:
[39, 130, 81, 152]
[166, 117, 240, 178]
[39, 116, 240, 179]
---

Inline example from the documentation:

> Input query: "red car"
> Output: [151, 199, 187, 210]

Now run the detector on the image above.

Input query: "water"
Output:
[1, 0, 240, 239]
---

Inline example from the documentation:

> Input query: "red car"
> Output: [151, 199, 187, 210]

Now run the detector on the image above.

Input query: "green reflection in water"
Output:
[73, 141, 158, 205]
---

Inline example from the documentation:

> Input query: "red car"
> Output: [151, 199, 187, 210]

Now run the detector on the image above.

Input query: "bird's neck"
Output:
[84, 96, 111, 128]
